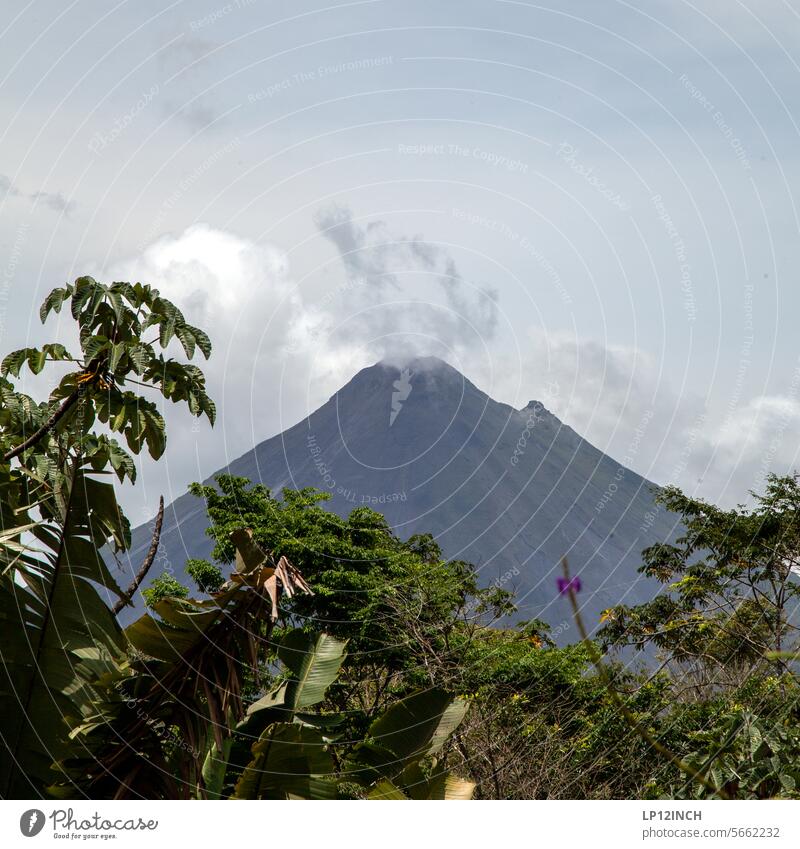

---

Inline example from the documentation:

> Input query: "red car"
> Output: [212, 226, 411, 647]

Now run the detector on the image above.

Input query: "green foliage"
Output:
[672, 709, 800, 799]
[1, 343, 72, 377]
[188, 475, 514, 690]
[229, 629, 473, 800]
[600, 475, 800, 669]
[1, 278, 215, 465]
[0, 279, 214, 798]
[186, 558, 225, 594]
[143, 573, 189, 607]
[53, 531, 315, 799]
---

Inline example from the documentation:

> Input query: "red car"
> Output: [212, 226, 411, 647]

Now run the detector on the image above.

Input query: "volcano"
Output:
[119, 357, 679, 635]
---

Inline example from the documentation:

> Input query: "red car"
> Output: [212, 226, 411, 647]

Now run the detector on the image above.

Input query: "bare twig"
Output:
[112, 496, 164, 614]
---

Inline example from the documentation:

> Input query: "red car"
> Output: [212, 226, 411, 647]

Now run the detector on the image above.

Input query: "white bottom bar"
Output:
[2, 800, 798, 848]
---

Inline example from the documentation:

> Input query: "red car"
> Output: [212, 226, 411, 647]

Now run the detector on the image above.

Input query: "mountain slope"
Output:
[118, 357, 679, 634]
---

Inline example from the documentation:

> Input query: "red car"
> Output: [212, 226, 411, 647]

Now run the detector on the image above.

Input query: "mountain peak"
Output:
[521, 398, 555, 417]
[373, 354, 465, 378]
[123, 356, 678, 636]
[336, 355, 483, 404]
[327, 355, 485, 451]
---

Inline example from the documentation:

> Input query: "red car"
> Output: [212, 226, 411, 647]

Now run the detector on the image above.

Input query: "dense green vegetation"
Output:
[180, 474, 800, 799]
[1, 279, 799, 800]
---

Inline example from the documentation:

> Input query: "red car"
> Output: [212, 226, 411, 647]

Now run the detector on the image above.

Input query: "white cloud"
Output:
[500, 329, 800, 507]
[124, 224, 289, 313]
[99, 225, 306, 516]
[311, 205, 500, 363]
[694, 394, 800, 504]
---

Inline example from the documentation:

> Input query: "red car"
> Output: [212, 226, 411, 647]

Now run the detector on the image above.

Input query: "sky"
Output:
[2, 0, 800, 522]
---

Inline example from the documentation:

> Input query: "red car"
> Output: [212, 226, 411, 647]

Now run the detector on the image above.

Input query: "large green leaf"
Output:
[0, 458, 129, 798]
[124, 613, 204, 661]
[367, 778, 409, 799]
[232, 723, 337, 800]
[277, 630, 348, 711]
[201, 737, 234, 800]
[39, 287, 69, 322]
[233, 630, 347, 767]
[348, 689, 469, 781]
[0, 568, 125, 797]
[369, 769, 474, 800]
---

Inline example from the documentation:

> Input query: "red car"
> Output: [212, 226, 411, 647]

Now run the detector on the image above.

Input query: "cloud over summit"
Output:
[313, 204, 500, 361]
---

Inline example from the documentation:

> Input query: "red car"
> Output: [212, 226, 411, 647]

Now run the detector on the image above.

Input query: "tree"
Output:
[0, 278, 214, 798]
[183, 474, 514, 728]
[599, 476, 800, 680]
[182, 474, 673, 799]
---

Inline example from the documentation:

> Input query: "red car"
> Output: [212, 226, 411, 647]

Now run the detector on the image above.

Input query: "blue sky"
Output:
[2, 0, 800, 517]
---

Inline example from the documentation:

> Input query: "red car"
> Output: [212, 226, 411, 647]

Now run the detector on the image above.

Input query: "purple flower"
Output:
[557, 575, 582, 596]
